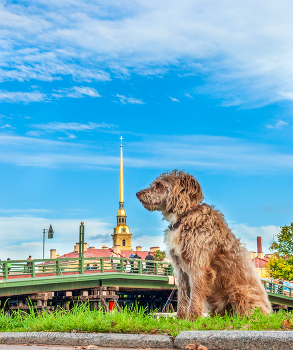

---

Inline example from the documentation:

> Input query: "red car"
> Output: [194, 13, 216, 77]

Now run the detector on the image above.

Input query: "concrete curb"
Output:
[0, 332, 173, 348]
[175, 330, 293, 350]
[1, 331, 293, 349]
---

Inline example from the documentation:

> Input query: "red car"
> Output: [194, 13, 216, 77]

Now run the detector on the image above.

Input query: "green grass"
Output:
[0, 304, 292, 336]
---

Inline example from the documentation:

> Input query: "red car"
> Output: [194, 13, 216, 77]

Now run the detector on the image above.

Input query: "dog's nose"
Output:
[136, 192, 141, 199]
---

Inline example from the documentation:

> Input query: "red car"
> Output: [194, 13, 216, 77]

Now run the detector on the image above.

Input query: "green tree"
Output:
[266, 222, 293, 280]
[266, 255, 293, 281]
[154, 250, 166, 261]
[269, 222, 293, 256]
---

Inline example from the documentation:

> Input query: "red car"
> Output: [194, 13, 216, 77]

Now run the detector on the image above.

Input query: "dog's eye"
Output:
[156, 183, 164, 190]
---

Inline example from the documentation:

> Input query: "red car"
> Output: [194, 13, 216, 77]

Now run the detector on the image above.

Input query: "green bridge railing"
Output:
[1, 257, 293, 304]
[0, 256, 174, 281]
[262, 280, 293, 299]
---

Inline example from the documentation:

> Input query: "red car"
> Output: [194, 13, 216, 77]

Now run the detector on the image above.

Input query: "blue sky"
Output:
[0, 0, 293, 260]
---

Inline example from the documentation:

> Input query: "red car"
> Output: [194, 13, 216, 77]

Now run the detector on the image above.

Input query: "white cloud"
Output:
[0, 114, 13, 119]
[221, 99, 242, 107]
[131, 235, 165, 252]
[0, 216, 113, 260]
[52, 86, 101, 98]
[0, 86, 101, 104]
[266, 120, 289, 129]
[26, 130, 42, 137]
[0, 124, 14, 129]
[0, 90, 46, 103]
[0, 215, 166, 260]
[184, 93, 193, 99]
[0, 214, 281, 260]
[116, 94, 144, 104]
[169, 96, 180, 102]
[231, 223, 279, 253]
[59, 133, 77, 140]
[1, 1, 293, 104]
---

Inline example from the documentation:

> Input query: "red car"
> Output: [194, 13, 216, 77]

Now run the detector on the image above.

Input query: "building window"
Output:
[119, 218, 121, 223]
[122, 218, 124, 222]
[122, 239, 126, 246]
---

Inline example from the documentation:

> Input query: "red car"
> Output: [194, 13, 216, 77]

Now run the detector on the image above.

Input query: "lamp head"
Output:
[48, 224, 54, 239]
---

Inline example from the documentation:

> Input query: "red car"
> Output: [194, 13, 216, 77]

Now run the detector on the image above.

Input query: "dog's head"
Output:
[136, 170, 203, 215]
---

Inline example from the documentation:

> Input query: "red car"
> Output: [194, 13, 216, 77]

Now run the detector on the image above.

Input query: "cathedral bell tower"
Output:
[111, 137, 132, 251]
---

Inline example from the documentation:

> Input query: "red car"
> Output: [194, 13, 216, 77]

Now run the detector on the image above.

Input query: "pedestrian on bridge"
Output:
[278, 280, 284, 295]
[7, 258, 11, 274]
[133, 252, 141, 274]
[145, 251, 154, 273]
[26, 256, 32, 274]
[121, 253, 127, 272]
[129, 253, 135, 273]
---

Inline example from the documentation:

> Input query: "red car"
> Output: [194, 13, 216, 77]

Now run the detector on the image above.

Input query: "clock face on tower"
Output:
[122, 228, 126, 233]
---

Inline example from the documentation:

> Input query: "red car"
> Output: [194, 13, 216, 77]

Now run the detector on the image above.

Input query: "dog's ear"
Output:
[167, 174, 203, 215]
[185, 175, 204, 205]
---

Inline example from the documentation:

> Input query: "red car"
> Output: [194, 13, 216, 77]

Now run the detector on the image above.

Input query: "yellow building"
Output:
[249, 251, 270, 279]
[111, 137, 132, 251]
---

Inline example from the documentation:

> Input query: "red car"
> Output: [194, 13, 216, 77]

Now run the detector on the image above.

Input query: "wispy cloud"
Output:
[0, 124, 14, 129]
[231, 223, 279, 252]
[30, 122, 114, 133]
[184, 93, 193, 99]
[221, 99, 242, 107]
[26, 130, 42, 137]
[169, 96, 180, 102]
[52, 86, 101, 98]
[0, 134, 293, 174]
[28, 121, 116, 140]
[0, 208, 52, 214]
[266, 120, 289, 129]
[0, 90, 46, 103]
[116, 94, 144, 104]
[0, 114, 13, 119]
[0, 87, 102, 104]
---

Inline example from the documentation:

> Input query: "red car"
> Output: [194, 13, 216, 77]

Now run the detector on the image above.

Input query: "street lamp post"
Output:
[43, 224, 54, 259]
[79, 222, 85, 274]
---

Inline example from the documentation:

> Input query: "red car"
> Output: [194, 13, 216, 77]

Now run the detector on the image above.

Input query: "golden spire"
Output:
[112, 136, 132, 251]
[119, 136, 124, 203]
[117, 136, 126, 218]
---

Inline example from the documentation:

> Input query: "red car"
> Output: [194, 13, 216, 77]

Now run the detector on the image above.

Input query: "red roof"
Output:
[59, 248, 151, 260]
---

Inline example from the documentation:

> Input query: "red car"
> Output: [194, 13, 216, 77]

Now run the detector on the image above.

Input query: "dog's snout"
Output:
[136, 191, 141, 199]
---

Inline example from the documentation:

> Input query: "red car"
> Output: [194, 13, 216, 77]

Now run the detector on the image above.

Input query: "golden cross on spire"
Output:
[120, 136, 123, 145]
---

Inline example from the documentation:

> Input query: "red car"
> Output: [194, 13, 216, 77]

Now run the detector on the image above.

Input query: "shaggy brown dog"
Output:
[136, 170, 271, 318]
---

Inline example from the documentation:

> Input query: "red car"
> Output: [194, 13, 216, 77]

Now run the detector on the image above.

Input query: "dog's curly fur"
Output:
[136, 170, 271, 319]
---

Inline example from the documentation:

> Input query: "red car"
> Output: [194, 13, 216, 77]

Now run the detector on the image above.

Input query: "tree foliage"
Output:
[269, 223, 293, 256]
[266, 223, 293, 280]
[266, 255, 293, 281]
[154, 250, 166, 261]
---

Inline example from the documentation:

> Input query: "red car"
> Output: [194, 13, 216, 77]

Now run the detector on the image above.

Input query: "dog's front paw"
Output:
[176, 309, 188, 319]
[187, 304, 203, 319]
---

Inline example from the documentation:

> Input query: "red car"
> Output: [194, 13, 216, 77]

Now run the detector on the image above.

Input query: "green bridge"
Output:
[0, 257, 292, 308]
[0, 256, 174, 298]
